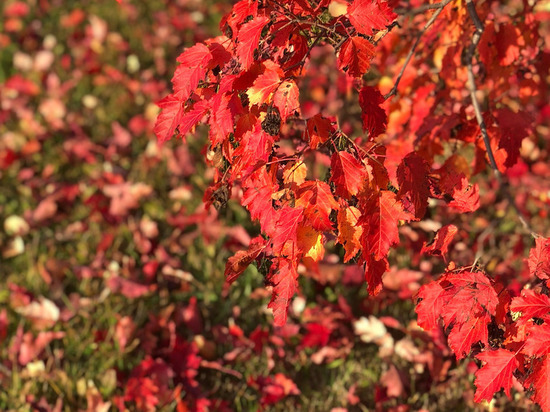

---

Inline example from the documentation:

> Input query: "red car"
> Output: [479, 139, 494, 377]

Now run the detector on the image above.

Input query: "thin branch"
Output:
[395, 1, 454, 16]
[332, 35, 349, 51]
[464, 0, 538, 238]
[384, 0, 453, 100]
[373, 21, 400, 46]
[464, 0, 499, 174]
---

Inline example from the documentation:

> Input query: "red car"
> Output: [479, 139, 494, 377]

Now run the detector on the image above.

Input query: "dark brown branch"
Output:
[384, 0, 453, 100]
[464, 0, 537, 238]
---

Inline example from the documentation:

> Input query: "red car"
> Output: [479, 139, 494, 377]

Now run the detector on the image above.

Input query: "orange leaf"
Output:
[297, 224, 324, 262]
[337, 206, 363, 262]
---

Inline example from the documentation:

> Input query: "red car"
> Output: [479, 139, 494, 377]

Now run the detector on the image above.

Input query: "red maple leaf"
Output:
[347, 0, 397, 35]
[495, 108, 533, 168]
[449, 314, 491, 360]
[510, 289, 550, 325]
[154, 44, 213, 142]
[242, 167, 278, 234]
[295, 180, 339, 231]
[364, 255, 389, 296]
[415, 270, 499, 359]
[421, 224, 458, 261]
[358, 86, 387, 138]
[337, 36, 375, 78]
[242, 184, 275, 230]
[223, 0, 259, 36]
[440, 173, 480, 213]
[528, 237, 550, 280]
[306, 114, 334, 149]
[271, 206, 304, 257]
[154, 94, 184, 143]
[474, 349, 519, 402]
[330, 151, 366, 199]
[361, 190, 411, 261]
[273, 80, 300, 122]
[247, 65, 281, 106]
[207, 73, 237, 145]
[233, 122, 275, 176]
[209, 102, 234, 147]
[172, 43, 212, 99]
[397, 152, 431, 219]
[523, 323, 550, 357]
[266, 259, 299, 326]
[439, 272, 498, 330]
[415, 280, 446, 331]
[479, 22, 525, 68]
[177, 99, 210, 139]
[225, 236, 267, 284]
[523, 355, 550, 412]
[206, 41, 232, 69]
[236, 16, 270, 70]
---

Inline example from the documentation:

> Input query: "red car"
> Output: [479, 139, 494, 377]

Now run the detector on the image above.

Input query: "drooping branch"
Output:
[384, 0, 453, 100]
[464, 0, 537, 238]
[464, 0, 500, 175]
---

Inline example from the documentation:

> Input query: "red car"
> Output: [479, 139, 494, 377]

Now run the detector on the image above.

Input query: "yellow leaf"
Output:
[297, 224, 324, 262]
[283, 162, 307, 186]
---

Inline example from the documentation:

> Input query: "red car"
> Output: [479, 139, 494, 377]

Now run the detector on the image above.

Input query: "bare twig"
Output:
[373, 21, 400, 46]
[464, 0, 538, 238]
[464, 0, 499, 174]
[333, 32, 350, 51]
[395, 1, 454, 16]
[384, 0, 453, 100]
